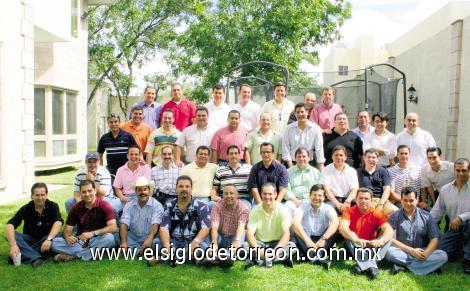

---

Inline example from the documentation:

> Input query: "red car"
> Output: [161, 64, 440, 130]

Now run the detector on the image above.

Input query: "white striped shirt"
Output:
[388, 164, 421, 197]
[73, 166, 112, 197]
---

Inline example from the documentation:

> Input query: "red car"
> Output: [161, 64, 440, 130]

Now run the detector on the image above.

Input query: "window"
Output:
[338, 65, 349, 76]
[52, 89, 64, 134]
[66, 92, 77, 134]
[34, 87, 79, 158]
[71, 0, 78, 37]
[34, 88, 46, 135]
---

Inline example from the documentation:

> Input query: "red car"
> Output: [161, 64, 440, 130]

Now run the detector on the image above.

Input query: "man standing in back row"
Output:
[160, 83, 196, 132]
[262, 83, 294, 134]
[309, 87, 342, 134]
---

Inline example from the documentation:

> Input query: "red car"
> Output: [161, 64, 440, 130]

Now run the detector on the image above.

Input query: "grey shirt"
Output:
[431, 180, 470, 223]
[389, 207, 440, 249]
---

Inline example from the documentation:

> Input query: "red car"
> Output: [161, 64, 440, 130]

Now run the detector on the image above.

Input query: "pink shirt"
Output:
[160, 98, 196, 132]
[309, 102, 342, 130]
[210, 126, 248, 161]
[113, 162, 151, 195]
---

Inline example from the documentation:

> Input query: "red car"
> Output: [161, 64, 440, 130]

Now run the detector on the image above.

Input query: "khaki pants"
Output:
[372, 198, 398, 216]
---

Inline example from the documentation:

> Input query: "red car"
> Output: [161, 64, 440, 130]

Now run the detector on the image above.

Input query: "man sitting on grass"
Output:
[386, 186, 447, 275]
[119, 177, 163, 254]
[244, 182, 296, 268]
[154, 175, 211, 265]
[6, 183, 63, 267]
[339, 187, 393, 280]
[292, 184, 339, 270]
[51, 180, 117, 262]
[210, 184, 249, 267]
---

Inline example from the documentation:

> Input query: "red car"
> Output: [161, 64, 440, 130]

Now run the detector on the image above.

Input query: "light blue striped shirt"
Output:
[121, 197, 164, 241]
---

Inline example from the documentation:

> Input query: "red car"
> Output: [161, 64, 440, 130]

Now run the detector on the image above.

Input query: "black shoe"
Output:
[319, 260, 332, 270]
[283, 259, 294, 268]
[352, 264, 362, 275]
[367, 267, 380, 280]
[391, 264, 406, 275]
[244, 260, 256, 270]
[219, 258, 234, 269]
[464, 260, 470, 275]
[31, 258, 45, 268]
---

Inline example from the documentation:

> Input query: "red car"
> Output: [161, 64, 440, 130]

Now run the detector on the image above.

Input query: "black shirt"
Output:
[7, 200, 63, 239]
[97, 130, 137, 175]
[357, 166, 392, 198]
[323, 128, 363, 168]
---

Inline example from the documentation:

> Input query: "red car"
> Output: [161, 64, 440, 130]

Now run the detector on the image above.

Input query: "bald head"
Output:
[405, 112, 420, 133]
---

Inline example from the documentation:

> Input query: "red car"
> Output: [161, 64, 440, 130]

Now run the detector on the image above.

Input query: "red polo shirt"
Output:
[342, 205, 387, 240]
[160, 98, 196, 131]
[66, 198, 115, 235]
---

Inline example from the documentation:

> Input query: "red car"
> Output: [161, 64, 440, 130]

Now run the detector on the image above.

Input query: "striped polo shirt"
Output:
[97, 130, 137, 175]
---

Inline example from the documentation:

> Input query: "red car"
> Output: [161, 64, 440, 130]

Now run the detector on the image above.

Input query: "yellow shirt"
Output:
[181, 162, 217, 198]
[248, 202, 291, 242]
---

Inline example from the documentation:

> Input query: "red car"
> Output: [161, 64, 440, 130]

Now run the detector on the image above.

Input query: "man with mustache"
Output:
[119, 177, 164, 253]
[151, 146, 180, 204]
[157, 175, 211, 265]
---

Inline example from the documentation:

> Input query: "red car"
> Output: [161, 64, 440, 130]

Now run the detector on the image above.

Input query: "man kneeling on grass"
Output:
[386, 186, 447, 275]
[339, 187, 393, 279]
[244, 182, 296, 269]
[292, 184, 339, 270]
[51, 180, 118, 262]
[119, 176, 164, 254]
[6, 183, 63, 267]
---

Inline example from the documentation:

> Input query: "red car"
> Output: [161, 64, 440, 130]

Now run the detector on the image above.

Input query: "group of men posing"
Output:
[6, 83, 469, 280]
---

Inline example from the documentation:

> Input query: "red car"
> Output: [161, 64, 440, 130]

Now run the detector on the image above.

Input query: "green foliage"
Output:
[88, 0, 207, 113]
[167, 0, 351, 90]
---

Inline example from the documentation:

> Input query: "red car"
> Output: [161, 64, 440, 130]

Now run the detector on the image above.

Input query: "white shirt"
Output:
[282, 121, 325, 164]
[204, 101, 231, 130]
[396, 128, 436, 166]
[421, 161, 455, 192]
[320, 163, 359, 198]
[232, 100, 261, 132]
[352, 126, 375, 142]
[262, 99, 295, 134]
[363, 130, 397, 166]
[175, 124, 216, 163]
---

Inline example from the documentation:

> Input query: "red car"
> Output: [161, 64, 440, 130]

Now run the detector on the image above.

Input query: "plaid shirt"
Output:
[211, 200, 249, 237]
[151, 164, 180, 196]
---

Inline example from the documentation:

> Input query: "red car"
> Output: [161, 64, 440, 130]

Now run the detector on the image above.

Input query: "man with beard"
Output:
[156, 175, 211, 265]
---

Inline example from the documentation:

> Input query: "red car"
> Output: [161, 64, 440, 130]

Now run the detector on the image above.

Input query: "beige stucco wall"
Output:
[0, 0, 36, 203]
[391, 26, 451, 153]
[456, 16, 470, 158]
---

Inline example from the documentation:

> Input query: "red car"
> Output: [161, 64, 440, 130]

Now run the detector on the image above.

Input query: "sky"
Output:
[132, 0, 459, 93]
[309, 0, 456, 72]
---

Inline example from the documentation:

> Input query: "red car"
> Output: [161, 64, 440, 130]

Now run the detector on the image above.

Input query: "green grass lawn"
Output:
[0, 170, 467, 290]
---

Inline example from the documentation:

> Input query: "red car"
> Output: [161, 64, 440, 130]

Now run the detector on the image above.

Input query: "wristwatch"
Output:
[46, 237, 53, 242]
[93, 230, 99, 237]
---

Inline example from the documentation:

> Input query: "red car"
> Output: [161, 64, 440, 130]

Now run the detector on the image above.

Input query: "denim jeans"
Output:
[12, 232, 48, 263]
[51, 233, 116, 261]
[438, 220, 470, 261]
[385, 246, 448, 275]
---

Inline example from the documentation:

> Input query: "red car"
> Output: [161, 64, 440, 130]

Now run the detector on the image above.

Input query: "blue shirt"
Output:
[161, 198, 211, 242]
[357, 166, 391, 198]
[388, 207, 440, 249]
[121, 197, 164, 242]
[128, 100, 163, 130]
[247, 160, 288, 193]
